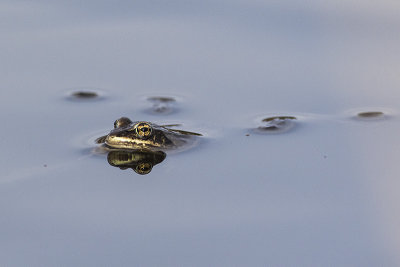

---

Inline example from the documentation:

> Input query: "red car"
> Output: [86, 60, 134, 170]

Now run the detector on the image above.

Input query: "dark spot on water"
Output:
[43, 164, 47, 167]
[254, 116, 297, 134]
[258, 125, 280, 131]
[262, 116, 297, 122]
[145, 96, 178, 115]
[72, 91, 98, 98]
[357, 111, 384, 118]
[66, 89, 106, 102]
[147, 96, 176, 103]
[245, 134, 250, 136]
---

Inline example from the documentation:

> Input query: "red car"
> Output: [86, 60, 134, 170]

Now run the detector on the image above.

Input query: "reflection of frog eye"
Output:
[135, 163, 152, 175]
[135, 122, 153, 138]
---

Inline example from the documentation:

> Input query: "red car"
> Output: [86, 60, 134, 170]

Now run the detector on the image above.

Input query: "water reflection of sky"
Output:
[1, 0, 400, 265]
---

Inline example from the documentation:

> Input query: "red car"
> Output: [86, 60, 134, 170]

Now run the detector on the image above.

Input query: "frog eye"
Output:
[114, 117, 132, 128]
[134, 122, 153, 138]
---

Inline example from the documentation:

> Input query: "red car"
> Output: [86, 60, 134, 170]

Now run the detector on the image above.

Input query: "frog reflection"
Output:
[107, 149, 166, 175]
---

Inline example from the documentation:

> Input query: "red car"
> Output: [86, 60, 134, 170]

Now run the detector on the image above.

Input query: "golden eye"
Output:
[134, 122, 153, 138]
[135, 163, 152, 175]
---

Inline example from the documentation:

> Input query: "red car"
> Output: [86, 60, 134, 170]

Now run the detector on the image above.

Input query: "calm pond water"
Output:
[1, 0, 400, 266]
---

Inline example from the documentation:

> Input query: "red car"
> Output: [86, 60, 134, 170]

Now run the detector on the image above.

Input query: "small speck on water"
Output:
[43, 164, 47, 167]
[245, 134, 250, 136]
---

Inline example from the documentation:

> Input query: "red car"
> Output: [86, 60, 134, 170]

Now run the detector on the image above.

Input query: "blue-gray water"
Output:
[1, 1, 400, 266]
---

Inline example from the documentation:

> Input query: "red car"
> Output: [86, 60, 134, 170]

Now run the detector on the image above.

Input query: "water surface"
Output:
[1, 0, 400, 266]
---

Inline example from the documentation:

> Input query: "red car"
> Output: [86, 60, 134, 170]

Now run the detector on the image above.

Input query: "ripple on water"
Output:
[144, 96, 178, 115]
[252, 115, 298, 134]
[66, 89, 106, 102]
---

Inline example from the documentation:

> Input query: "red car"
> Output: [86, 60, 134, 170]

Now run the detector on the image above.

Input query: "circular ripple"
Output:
[145, 96, 178, 115]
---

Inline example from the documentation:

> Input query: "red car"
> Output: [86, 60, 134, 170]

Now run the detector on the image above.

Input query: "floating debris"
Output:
[72, 91, 98, 99]
[254, 116, 297, 134]
[357, 111, 384, 119]
[66, 89, 106, 102]
[147, 96, 176, 103]
[262, 116, 297, 122]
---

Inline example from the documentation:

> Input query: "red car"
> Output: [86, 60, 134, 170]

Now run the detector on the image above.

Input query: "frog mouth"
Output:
[105, 135, 160, 149]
